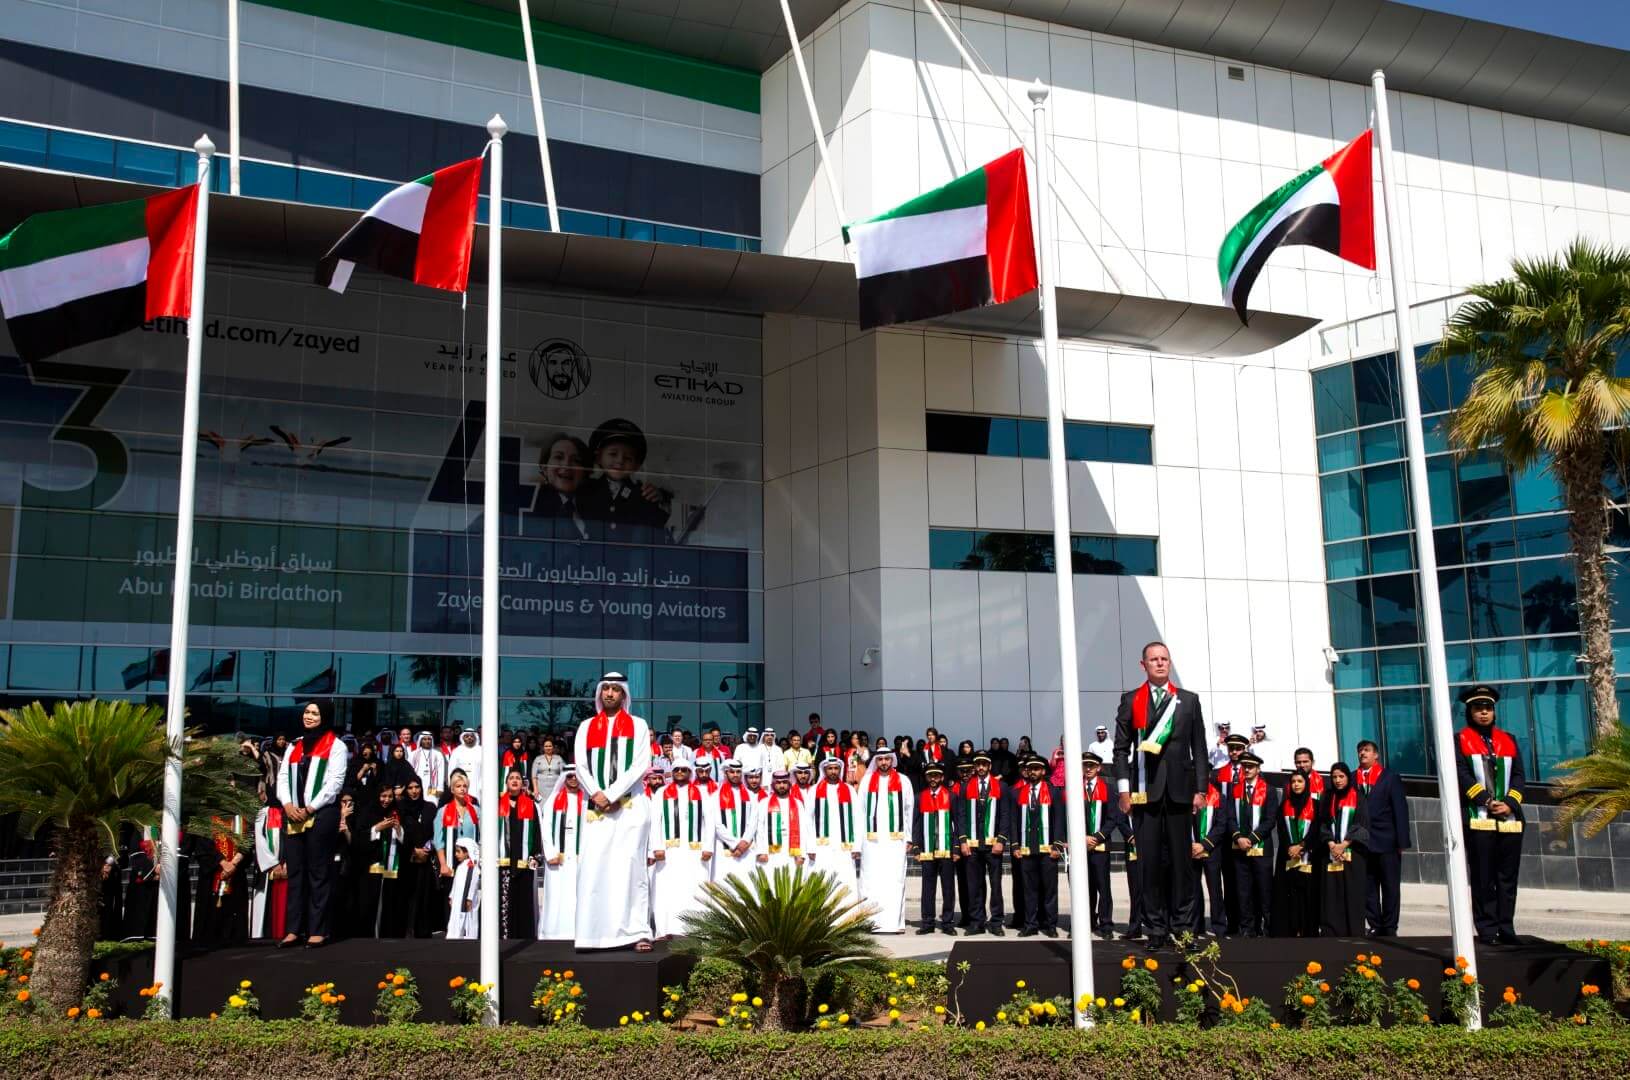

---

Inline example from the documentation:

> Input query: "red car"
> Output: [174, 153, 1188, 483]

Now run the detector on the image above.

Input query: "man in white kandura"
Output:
[810, 756, 860, 898]
[752, 769, 813, 877]
[735, 727, 764, 782]
[537, 769, 585, 939]
[710, 758, 758, 888]
[858, 747, 913, 932]
[572, 672, 654, 951]
[647, 757, 713, 939]
[448, 728, 482, 799]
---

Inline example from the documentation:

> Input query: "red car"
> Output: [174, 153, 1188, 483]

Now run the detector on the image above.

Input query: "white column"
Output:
[227, 0, 240, 195]
[479, 113, 507, 1025]
[1030, 82, 1095, 1027]
[1371, 69, 1481, 1028]
[152, 133, 216, 1017]
[515, 0, 562, 232]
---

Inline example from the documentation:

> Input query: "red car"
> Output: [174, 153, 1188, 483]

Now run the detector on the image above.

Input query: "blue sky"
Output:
[1408, 1, 1630, 49]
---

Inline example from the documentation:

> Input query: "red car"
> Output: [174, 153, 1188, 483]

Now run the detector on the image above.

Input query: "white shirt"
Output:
[1086, 736, 1113, 763]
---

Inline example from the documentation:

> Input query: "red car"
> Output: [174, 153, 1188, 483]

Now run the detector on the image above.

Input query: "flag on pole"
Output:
[844, 148, 1037, 330]
[316, 157, 483, 294]
[1218, 130, 1375, 322]
[0, 186, 200, 361]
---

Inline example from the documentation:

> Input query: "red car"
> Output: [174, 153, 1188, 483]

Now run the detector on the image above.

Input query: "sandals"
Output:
[634, 939, 653, 952]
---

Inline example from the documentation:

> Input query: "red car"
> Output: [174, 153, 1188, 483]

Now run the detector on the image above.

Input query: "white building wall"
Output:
[758, 1, 1630, 762]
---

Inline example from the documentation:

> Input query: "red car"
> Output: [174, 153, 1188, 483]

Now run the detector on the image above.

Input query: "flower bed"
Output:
[4, 1021, 1630, 1079]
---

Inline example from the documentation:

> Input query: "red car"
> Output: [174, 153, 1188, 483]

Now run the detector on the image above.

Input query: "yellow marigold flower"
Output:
[731, 992, 748, 1003]
[670, 992, 681, 1001]
[818, 1019, 830, 1029]
[1043, 1002, 1057, 1016]
[838, 1013, 850, 1024]
[997, 1010, 1007, 1021]
[633, 1011, 644, 1021]
[1028, 1002, 1044, 1016]
[228, 995, 245, 1008]
[662, 1009, 673, 1019]
[934, 1005, 946, 1015]
[1095, 997, 1106, 1008]
[906, 975, 916, 987]
[1306, 962, 1322, 976]
[716, 1019, 726, 1027]
[1144, 957, 1158, 971]
[1015, 979, 1026, 989]
[1113, 997, 1125, 1008]
[240, 980, 252, 989]
[1270, 1022, 1281, 1030]
[619, 1015, 629, 1026]
[888, 996, 898, 1006]
[887, 971, 898, 979]
[975, 1021, 986, 1031]
[566, 1003, 575, 1012]
[888, 1008, 900, 1020]
[751, 996, 763, 1007]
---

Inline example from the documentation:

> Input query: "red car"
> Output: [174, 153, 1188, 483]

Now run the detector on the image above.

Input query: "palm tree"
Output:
[0, 700, 255, 1013]
[1554, 719, 1630, 836]
[677, 867, 883, 1030]
[1425, 241, 1630, 743]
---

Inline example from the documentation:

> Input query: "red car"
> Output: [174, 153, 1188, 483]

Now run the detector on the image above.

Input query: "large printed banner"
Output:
[0, 262, 762, 651]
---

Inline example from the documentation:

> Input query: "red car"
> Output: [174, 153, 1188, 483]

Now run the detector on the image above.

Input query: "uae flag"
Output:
[0, 186, 199, 362]
[844, 148, 1037, 330]
[1218, 129, 1375, 322]
[316, 157, 483, 294]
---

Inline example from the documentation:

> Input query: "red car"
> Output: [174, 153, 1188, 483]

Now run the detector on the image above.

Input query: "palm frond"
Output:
[1554, 720, 1630, 836]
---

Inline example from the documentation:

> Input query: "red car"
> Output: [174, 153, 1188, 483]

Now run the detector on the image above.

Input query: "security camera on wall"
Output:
[860, 646, 880, 668]
[1321, 646, 1341, 666]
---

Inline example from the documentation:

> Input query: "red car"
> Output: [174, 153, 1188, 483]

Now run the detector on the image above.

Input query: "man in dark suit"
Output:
[1113, 641, 1211, 948]
[1354, 738, 1410, 937]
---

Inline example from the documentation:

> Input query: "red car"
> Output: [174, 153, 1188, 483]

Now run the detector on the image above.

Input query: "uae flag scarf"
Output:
[764, 793, 803, 855]
[1327, 786, 1359, 845]
[1083, 775, 1109, 836]
[439, 796, 477, 855]
[583, 709, 638, 793]
[0, 185, 199, 361]
[961, 776, 1004, 845]
[284, 730, 338, 807]
[549, 784, 584, 857]
[844, 148, 1037, 330]
[1013, 779, 1053, 854]
[865, 770, 906, 840]
[1192, 785, 1219, 845]
[316, 157, 482, 294]
[1218, 129, 1374, 322]
[716, 782, 751, 838]
[919, 785, 953, 857]
[1459, 725, 1518, 823]
[1132, 680, 1181, 755]
[813, 779, 855, 847]
[660, 782, 706, 846]
[497, 792, 537, 866]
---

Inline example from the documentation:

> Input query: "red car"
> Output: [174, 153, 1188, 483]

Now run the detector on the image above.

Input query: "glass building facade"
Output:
[1315, 348, 1630, 781]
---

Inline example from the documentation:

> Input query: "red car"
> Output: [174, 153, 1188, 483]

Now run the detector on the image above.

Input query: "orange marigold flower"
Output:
[1144, 957, 1159, 971]
[67, 1007, 80, 1018]
[1455, 956, 1469, 970]
[99, 973, 110, 982]
[1582, 985, 1599, 996]
[1369, 954, 1381, 966]
[392, 974, 406, 986]
[562, 970, 574, 979]
[16, 990, 29, 1002]
[1306, 962, 1322, 975]
[1443, 967, 1457, 977]
[1462, 974, 1476, 986]
[1318, 982, 1330, 993]
[1121, 956, 1135, 970]
[1406, 979, 1420, 991]
[1574, 1014, 1587, 1025]
[569, 986, 582, 997]
[16, 975, 27, 984]
[86, 1008, 101, 1019]
[393, 989, 406, 998]
[377, 982, 387, 990]
[449, 976, 465, 989]
[1300, 994, 1316, 1006]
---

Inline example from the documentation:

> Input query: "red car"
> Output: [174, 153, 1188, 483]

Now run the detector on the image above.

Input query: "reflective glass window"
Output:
[1474, 639, 1525, 682]
[1320, 472, 1365, 542]
[1331, 650, 1375, 690]
[1518, 557, 1578, 636]
[1317, 432, 1359, 473]
[1312, 364, 1357, 435]
[1359, 423, 1404, 464]
[1466, 561, 1523, 638]
[9, 644, 81, 691]
[1370, 573, 1421, 646]
[1327, 580, 1375, 651]
[1363, 463, 1410, 535]
[1334, 691, 1379, 755]
[1377, 647, 1422, 686]
[1457, 451, 1512, 521]
[1531, 681, 1587, 781]
[1352, 353, 1404, 426]
[1368, 534, 1414, 574]
[1511, 459, 1560, 515]
[1380, 688, 1429, 776]
[1325, 541, 1367, 579]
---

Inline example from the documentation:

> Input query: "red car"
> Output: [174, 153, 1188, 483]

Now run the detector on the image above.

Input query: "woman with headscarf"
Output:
[1272, 770, 1321, 937]
[390, 777, 437, 937]
[894, 735, 921, 788]
[350, 741, 382, 799]
[275, 699, 349, 948]
[349, 783, 400, 937]
[817, 729, 843, 768]
[1320, 761, 1372, 937]
[380, 742, 418, 792]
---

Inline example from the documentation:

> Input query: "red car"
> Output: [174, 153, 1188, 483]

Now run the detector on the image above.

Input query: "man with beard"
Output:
[648, 758, 713, 938]
[710, 758, 758, 889]
[858, 748, 913, 933]
[410, 730, 446, 802]
[910, 762, 960, 935]
[752, 770, 813, 877]
[572, 672, 654, 950]
[957, 750, 1009, 937]
[809, 756, 859, 897]
[525, 434, 594, 540]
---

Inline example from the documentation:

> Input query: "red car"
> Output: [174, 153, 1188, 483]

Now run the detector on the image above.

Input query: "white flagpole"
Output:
[153, 132, 216, 1017]
[227, 0, 240, 196]
[1029, 82, 1094, 1028]
[515, 0, 562, 232]
[1371, 69, 1481, 1027]
[776, 0, 849, 244]
[478, 113, 506, 1026]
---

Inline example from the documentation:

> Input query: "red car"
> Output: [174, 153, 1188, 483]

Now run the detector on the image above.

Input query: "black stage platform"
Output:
[103, 939, 694, 1026]
[948, 936, 1609, 1023]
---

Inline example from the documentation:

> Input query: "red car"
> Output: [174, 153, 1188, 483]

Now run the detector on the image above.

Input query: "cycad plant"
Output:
[0, 700, 255, 1013]
[678, 867, 882, 1029]
[1555, 719, 1630, 836]
[1424, 241, 1630, 743]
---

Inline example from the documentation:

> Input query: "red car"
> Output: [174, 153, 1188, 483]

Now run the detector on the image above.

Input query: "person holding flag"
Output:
[910, 762, 960, 935]
[858, 747, 913, 933]
[648, 757, 714, 939]
[809, 756, 859, 897]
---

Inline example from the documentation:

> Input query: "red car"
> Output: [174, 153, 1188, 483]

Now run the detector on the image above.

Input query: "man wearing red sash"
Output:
[1112, 641, 1211, 948]
[538, 769, 585, 939]
[711, 758, 759, 888]
[649, 757, 714, 938]
[1454, 685, 1526, 945]
[275, 700, 349, 948]
[1355, 738, 1410, 937]
[910, 762, 960, 935]
[1189, 774, 1232, 938]
[858, 748, 913, 932]
[752, 770, 813, 878]
[572, 672, 655, 951]
[1012, 754, 1064, 937]
[810, 756, 859, 897]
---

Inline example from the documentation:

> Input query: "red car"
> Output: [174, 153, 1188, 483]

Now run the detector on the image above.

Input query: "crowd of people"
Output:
[99, 644, 1529, 951]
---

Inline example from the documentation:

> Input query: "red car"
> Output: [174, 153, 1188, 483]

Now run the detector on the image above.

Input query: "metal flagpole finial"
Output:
[487, 114, 508, 140]
[195, 134, 216, 157]
[1028, 79, 1049, 106]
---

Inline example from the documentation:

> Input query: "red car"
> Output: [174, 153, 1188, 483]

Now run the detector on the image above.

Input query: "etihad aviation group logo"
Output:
[528, 337, 591, 400]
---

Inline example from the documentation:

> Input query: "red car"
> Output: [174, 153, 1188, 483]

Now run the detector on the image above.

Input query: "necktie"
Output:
[1150, 685, 1166, 714]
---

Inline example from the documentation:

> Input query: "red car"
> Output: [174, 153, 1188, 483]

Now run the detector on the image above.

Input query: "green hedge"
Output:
[6, 1022, 1630, 1079]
